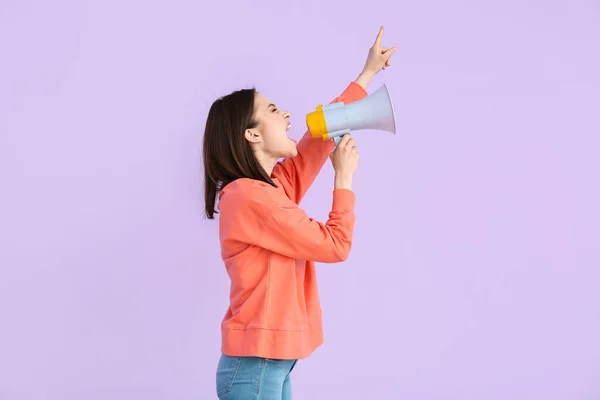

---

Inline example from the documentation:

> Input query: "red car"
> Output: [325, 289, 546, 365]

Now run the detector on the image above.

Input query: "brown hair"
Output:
[202, 88, 276, 219]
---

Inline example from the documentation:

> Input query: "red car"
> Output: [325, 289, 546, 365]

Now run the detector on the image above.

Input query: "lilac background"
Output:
[1, 0, 599, 399]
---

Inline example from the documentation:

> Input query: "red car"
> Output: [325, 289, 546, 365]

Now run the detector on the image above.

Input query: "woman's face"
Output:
[246, 93, 297, 159]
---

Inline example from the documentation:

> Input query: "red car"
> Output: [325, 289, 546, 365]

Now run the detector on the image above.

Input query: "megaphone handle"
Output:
[331, 130, 351, 146]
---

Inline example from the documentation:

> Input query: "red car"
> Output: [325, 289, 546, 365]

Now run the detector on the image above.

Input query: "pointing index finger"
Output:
[374, 26, 384, 47]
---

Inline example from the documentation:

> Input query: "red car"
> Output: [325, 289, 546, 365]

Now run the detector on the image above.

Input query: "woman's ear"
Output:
[244, 128, 262, 144]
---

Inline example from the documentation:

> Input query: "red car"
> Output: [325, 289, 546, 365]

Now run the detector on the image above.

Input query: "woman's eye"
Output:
[272, 108, 278, 112]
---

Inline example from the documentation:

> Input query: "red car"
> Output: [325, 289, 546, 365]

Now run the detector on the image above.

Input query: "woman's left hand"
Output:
[355, 26, 396, 89]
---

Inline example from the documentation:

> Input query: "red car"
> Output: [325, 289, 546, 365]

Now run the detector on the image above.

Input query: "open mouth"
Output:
[286, 124, 296, 143]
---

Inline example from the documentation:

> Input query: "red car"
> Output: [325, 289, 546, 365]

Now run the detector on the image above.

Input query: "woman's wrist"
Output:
[354, 69, 376, 90]
[334, 173, 353, 190]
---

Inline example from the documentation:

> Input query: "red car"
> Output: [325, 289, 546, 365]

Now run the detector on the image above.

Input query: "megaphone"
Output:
[306, 83, 397, 145]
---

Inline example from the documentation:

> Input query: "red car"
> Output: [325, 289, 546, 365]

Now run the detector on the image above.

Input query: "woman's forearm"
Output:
[334, 173, 353, 191]
[354, 70, 376, 91]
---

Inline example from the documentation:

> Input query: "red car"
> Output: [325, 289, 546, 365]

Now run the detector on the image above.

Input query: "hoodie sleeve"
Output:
[222, 181, 356, 263]
[271, 81, 367, 205]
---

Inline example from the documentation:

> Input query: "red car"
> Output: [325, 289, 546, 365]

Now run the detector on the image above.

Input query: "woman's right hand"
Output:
[330, 134, 360, 190]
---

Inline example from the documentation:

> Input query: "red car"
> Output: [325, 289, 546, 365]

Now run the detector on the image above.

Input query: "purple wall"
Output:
[1, 0, 599, 399]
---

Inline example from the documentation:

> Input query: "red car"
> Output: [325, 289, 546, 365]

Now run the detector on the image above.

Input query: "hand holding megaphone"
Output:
[306, 83, 397, 145]
[329, 134, 360, 187]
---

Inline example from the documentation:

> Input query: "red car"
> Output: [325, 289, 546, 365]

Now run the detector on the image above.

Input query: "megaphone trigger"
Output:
[333, 134, 348, 146]
[328, 129, 351, 146]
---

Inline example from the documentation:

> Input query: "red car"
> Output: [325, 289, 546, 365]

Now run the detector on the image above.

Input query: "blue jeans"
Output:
[216, 354, 298, 399]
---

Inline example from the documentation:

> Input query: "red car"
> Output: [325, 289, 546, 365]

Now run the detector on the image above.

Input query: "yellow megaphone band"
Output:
[306, 105, 329, 141]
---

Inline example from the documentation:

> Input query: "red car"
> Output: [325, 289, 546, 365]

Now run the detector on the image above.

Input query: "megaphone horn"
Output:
[306, 83, 397, 145]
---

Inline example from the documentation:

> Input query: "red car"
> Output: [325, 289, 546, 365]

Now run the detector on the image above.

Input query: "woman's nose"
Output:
[282, 111, 290, 119]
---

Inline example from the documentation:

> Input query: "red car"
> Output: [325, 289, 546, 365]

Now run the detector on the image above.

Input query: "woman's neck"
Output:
[255, 151, 278, 177]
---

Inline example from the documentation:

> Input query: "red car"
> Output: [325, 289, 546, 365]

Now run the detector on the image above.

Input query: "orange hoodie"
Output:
[217, 82, 368, 360]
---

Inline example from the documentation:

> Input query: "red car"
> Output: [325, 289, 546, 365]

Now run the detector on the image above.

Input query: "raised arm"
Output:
[271, 81, 368, 204]
[272, 26, 396, 205]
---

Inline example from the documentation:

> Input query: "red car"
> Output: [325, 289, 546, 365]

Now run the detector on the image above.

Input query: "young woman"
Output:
[203, 27, 396, 400]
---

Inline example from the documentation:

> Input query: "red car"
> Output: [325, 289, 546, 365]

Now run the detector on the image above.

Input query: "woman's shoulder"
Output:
[219, 178, 286, 209]
[221, 178, 272, 196]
